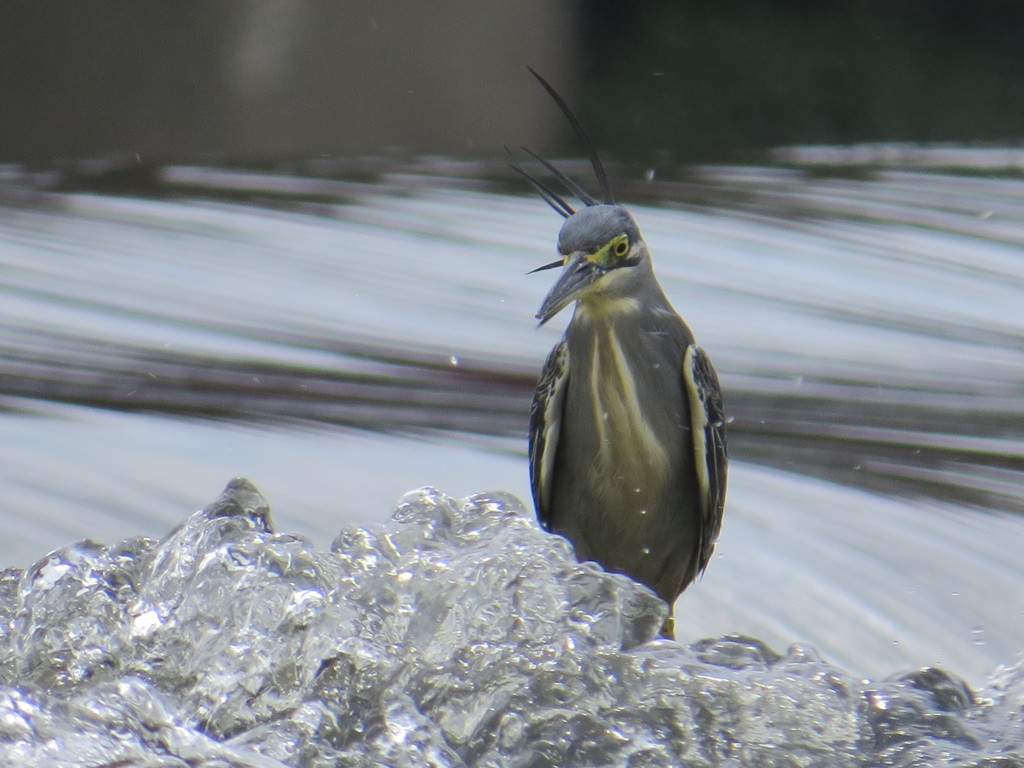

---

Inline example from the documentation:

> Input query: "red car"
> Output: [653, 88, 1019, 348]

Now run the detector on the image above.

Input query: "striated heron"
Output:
[515, 70, 728, 638]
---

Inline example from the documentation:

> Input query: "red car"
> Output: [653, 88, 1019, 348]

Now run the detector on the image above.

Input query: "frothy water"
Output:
[1, 481, 1020, 766]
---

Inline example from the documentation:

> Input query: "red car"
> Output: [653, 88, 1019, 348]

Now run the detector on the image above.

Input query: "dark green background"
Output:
[577, 1, 1024, 162]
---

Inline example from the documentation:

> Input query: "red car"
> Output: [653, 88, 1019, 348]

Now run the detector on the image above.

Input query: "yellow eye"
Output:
[613, 238, 629, 258]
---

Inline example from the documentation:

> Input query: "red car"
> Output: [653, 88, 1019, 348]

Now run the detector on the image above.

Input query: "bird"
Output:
[516, 69, 728, 638]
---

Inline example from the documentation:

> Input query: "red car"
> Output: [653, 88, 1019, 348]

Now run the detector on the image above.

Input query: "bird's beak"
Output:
[536, 253, 603, 324]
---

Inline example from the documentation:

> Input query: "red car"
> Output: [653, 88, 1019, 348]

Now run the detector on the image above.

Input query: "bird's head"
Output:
[511, 69, 655, 324]
[533, 205, 650, 324]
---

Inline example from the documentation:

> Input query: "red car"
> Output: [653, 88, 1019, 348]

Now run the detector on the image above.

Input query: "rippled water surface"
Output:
[2, 164, 1023, 682]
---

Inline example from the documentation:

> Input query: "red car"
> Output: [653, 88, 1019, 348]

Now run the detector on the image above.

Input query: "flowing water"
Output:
[1, 161, 1023, 683]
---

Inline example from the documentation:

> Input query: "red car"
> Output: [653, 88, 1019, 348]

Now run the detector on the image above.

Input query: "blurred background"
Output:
[4, 1, 1024, 164]
[2, 1, 1024, 682]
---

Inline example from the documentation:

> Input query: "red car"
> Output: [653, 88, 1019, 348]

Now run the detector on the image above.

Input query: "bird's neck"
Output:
[572, 294, 643, 325]
[573, 284, 675, 328]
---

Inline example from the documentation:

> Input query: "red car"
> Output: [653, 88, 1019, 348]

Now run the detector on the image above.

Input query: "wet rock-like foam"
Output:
[1, 479, 1020, 766]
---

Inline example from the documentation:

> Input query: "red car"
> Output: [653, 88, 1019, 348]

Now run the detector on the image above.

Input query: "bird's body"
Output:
[528, 205, 727, 637]
[534, 282, 705, 606]
[517, 70, 726, 637]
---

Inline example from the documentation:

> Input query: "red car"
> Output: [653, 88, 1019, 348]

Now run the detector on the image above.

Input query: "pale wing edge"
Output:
[528, 340, 569, 530]
[682, 344, 728, 574]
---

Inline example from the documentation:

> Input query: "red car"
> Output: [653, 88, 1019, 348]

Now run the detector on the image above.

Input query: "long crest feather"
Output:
[527, 66, 615, 206]
[505, 147, 574, 218]
[527, 258, 564, 274]
[519, 146, 600, 207]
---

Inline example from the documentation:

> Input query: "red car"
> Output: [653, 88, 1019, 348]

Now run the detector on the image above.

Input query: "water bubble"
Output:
[868, 691, 890, 711]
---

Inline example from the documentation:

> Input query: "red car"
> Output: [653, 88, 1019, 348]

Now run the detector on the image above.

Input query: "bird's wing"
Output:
[682, 345, 728, 575]
[529, 339, 569, 530]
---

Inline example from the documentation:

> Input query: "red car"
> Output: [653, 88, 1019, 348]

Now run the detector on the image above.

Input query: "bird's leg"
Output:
[659, 612, 676, 639]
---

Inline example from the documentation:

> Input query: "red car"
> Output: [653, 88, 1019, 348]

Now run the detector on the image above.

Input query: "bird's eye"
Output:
[613, 239, 629, 258]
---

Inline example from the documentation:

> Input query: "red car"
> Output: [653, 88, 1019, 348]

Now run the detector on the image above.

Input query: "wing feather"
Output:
[529, 339, 570, 530]
[682, 345, 728, 576]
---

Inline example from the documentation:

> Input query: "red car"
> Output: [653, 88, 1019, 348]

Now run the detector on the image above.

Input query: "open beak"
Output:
[535, 253, 603, 324]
